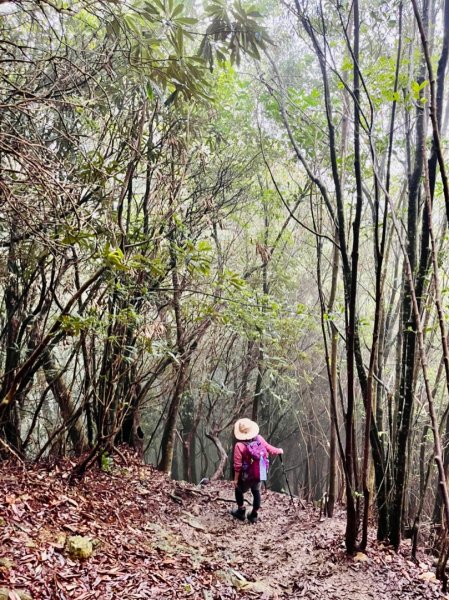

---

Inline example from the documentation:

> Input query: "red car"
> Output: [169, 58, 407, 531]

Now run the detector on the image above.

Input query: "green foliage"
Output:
[102, 245, 128, 271]
[60, 228, 96, 249]
[98, 0, 271, 103]
[60, 315, 99, 336]
[100, 452, 114, 473]
[199, 0, 272, 69]
[411, 79, 429, 102]
[221, 269, 245, 290]
[104, 0, 209, 101]
[177, 239, 213, 276]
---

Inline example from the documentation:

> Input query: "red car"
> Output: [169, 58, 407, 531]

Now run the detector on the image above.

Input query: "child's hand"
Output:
[279, 448, 284, 454]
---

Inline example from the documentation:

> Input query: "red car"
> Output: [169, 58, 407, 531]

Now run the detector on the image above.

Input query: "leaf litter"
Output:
[0, 450, 447, 599]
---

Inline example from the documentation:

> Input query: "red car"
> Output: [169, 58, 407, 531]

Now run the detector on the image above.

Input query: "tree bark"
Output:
[206, 430, 228, 481]
[158, 241, 188, 475]
[41, 347, 87, 454]
[328, 235, 340, 518]
[390, 0, 428, 547]
[252, 198, 270, 422]
[0, 238, 22, 454]
[0, 266, 107, 421]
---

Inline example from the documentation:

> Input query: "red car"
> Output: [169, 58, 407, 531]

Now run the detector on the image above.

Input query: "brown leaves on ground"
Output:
[0, 451, 446, 599]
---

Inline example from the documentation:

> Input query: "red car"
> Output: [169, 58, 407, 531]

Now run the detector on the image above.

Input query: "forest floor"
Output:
[0, 450, 446, 600]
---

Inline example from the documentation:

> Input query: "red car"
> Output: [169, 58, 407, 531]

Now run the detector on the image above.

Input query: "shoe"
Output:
[231, 508, 246, 521]
[247, 511, 258, 524]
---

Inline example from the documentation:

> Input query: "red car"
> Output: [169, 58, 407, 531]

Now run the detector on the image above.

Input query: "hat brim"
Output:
[234, 420, 259, 440]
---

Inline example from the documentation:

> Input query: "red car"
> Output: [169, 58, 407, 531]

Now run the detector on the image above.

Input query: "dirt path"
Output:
[0, 457, 446, 599]
[169, 481, 446, 599]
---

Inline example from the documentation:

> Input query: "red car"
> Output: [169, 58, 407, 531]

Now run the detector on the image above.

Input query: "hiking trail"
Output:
[0, 453, 445, 599]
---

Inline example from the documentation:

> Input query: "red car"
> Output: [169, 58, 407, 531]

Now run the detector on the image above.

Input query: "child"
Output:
[231, 417, 283, 523]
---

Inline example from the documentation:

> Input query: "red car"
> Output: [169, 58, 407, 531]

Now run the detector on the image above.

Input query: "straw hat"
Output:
[234, 418, 259, 441]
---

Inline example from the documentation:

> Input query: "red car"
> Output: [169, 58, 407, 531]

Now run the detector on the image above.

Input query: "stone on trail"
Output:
[0, 558, 14, 569]
[65, 535, 94, 559]
[418, 571, 436, 582]
[354, 552, 369, 563]
[0, 588, 32, 600]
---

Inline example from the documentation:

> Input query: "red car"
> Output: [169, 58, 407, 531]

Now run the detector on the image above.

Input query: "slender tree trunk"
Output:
[390, 3, 428, 547]
[0, 267, 107, 427]
[206, 430, 228, 481]
[328, 277, 339, 516]
[411, 0, 449, 222]
[252, 200, 269, 421]
[382, 124, 449, 572]
[313, 203, 345, 519]
[181, 392, 203, 483]
[412, 429, 432, 559]
[372, 1, 403, 542]
[120, 383, 144, 456]
[252, 345, 264, 422]
[343, 0, 363, 554]
[41, 347, 87, 454]
[0, 237, 22, 454]
[414, 0, 449, 529]
[158, 361, 189, 475]
[296, 3, 359, 551]
[158, 235, 189, 475]
[420, 127, 449, 542]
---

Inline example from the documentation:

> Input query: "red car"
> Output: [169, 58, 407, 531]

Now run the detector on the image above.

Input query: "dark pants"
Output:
[235, 480, 261, 512]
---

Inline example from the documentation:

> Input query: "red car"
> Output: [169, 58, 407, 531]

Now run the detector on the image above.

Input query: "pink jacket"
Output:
[233, 435, 283, 476]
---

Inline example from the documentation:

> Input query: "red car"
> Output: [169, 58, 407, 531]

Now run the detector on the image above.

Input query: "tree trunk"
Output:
[181, 392, 202, 483]
[120, 383, 144, 457]
[413, 0, 449, 530]
[328, 320, 338, 517]
[390, 1, 428, 546]
[344, 0, 363, 554]
[434, 402, 449, 525]
[158, 359, 189, 475]
[41, 347, 87, 454]
[0, 267, 107, 423]
[252, 200, 270, 422]
[206, 431, 228, 481]
[0, 238, 23, 455]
